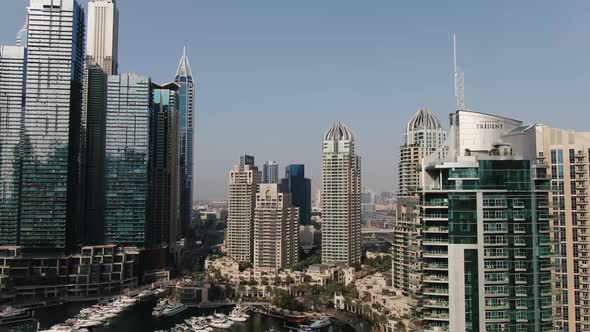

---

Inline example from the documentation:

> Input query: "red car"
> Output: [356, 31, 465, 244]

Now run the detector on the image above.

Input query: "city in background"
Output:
[0, 1, 589, 332]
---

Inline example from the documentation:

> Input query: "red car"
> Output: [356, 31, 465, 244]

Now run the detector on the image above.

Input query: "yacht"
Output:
[308, 315, 331, 329]
[209, 317, 233, 329]
[0, 306, 33, 326]
[158, 302, 187, 317]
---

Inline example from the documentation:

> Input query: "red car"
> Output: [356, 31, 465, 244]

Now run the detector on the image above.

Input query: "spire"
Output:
[175, 46, 193, 78]
[453, 33, 465, 110]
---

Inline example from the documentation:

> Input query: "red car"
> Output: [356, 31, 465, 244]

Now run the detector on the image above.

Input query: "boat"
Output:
[160, 302, 188, 317]
[75, 319, 104, 328]
[228, 307, 248, 322]
[308, 315, 331, 329]
[209, 317, 233, 329]
[0, 306, 34, 326]
[185, 316, 213, 332]
[138, 289, 155, 301]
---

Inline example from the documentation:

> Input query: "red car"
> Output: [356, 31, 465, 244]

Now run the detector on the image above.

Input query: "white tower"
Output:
[87, 0, 119, 74]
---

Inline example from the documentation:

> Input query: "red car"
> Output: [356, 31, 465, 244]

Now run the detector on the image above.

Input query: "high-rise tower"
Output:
[174, 47, 195, 238]
[17, 0, 85, 251]
[253, 184, 299, 271]
[104, 73, 151, 246]
[282, 164, 312, 225]
[0, 46, 26, 246]
[321, 121, 361, 265]
[87, 0, 118, 74]
[225, 155, 260, 263]
[263, 160, 279, 184]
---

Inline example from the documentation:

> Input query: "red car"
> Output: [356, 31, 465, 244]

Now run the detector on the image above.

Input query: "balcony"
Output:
[423, 251, 448, 258]
[423, 288, 449, 296]
[423, 300, 449, 308]
[424, 275, 449, 283]
[423, 213, 449, 221]
[423, 226, 449, 234]
[423, 263, 448, 271]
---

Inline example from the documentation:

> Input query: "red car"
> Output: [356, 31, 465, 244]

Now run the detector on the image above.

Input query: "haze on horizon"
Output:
[1, 0, 588, 201]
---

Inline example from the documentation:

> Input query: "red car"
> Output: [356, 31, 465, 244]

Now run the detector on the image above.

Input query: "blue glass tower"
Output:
[174, 47, 195, 237]
[282, 164, 311, 225]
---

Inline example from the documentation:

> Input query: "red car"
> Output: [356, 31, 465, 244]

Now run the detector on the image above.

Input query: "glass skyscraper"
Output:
[148, 82, 180, 250]
[282, 164, 311, 225]
[174, 48, 194, 238]
[104, 73, 151, 246]
[17, 0, 85, 250]
[0, 46, 26, 246]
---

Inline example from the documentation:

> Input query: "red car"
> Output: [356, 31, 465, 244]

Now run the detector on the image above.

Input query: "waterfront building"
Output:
[87, 0, 118, 74]
[82, 64, 108, 245]
[104, 73, 151, 246]
[501, 126, 590, 332]
[263, 160, 279, 184]
[253, 184, 299, 271]
[19, 0, 85, 250]
[321, 121, 361, 265]
[0, 46, 26, 247]
[148, 82, 180, 251]
[174, 48, 195, 238]
[420, 110, 552, 332]
[282, 164, 312, 225]
[0, 245, 138, 301]
[225, 155, 261, 263]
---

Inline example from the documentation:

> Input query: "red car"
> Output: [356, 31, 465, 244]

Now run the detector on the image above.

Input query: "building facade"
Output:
[87, 0, 118, 74]
[282, 164, 312, 225]
[420, 111, 552, 332]
[321, 121, 361, 265]
[148, 82, 180, 250]
[82, 64, 108, 245]
[502, 126, 590, 332]
[174, 48, 195, 239]
[104, 73, 151, 246]
[19, 0, 85, 250]
[253, 184, 299, 271]
[263, 160, 279, 184]
[225, 155, 261, 263]
[0, 46, 26, 247]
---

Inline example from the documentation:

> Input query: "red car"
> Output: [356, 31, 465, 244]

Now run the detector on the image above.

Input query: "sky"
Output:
[1, 1, 589, 200]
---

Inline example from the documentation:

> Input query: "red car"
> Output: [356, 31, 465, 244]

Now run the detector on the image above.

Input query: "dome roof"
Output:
[407, 108, 443, 132]
[323, 121, 354, 142]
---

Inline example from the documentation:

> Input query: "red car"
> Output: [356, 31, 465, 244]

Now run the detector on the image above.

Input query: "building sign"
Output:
[476, 119, 504, 130]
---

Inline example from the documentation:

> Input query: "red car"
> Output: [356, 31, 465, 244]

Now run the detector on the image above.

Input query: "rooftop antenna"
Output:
[453, 33, 465, 110]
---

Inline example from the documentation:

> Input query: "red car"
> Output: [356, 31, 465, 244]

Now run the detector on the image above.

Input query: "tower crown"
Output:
[323, 121, 354, 142]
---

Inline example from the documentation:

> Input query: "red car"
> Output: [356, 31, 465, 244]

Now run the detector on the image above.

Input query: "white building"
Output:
[321, 121, 361, 265]
[225, 155, 260, 263]
[87, 0, 119, 74]
[253, 184, 299, 271]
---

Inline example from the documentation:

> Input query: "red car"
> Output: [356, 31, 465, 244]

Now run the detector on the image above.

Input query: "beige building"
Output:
[503, 126, 590, 332]
[253, 184, 300, 271]
[321, 121, 361, 265]
[225, 155, 260, 263]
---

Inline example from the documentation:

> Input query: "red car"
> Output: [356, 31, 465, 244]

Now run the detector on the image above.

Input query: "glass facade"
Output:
[282, 164, 311, 225]
[422, 159, 552, 332]
[148, 83, 180, 249]
[104, 73, 150, 246]
[0, 46, 26, 246]
[17, 0, 85, 250]
[174, 51, 194, 239]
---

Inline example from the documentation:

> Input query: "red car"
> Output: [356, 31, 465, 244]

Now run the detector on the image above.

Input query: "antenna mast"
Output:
[453, 33, 465, 110]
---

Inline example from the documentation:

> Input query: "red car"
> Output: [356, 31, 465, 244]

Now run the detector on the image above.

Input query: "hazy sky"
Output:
[2, 1, 589, 200]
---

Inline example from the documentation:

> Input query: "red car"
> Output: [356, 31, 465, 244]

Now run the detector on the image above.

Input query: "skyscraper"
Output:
[87, 0, 119, 74]
[263, 160, 279, 184]
[148, 82, 180, 250]
[397, 108, 446, 197]
[393, 108, 446, 294]
[282, 164, 311, 225]
[174, 47, 195, 239]
[225, 155, 260, 263]
[104, 73, 151, 246]
[0, 45, 26, 246]
[419, 111, 552, 331]
[18, 0, 85, 250]
[253, 183, 299, 271]
[321, 121, 361, 265]
[502, 125, 590, 332]
[82, 64, 108, 245]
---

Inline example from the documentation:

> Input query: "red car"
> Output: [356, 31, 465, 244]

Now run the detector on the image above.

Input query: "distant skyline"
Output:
[2, 0, 589, 200]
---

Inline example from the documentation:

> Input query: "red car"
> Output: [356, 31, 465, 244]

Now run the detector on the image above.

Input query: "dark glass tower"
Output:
[82, 64, 107, 245]
[148, 82, 180, 251]
[174, 48, 194, 239]
[282, 164, 311, 225]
